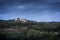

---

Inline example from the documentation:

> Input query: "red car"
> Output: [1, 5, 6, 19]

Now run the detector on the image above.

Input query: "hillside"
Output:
[0, 18, 60, 40]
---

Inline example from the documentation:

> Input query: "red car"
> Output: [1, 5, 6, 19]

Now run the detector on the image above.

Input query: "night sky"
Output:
[0, 0, 60, 22]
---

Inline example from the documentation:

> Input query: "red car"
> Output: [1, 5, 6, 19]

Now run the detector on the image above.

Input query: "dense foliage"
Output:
[0, 20, 60, 40]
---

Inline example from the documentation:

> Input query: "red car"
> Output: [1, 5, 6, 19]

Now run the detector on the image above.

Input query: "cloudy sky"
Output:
[0, 0, 60, 22]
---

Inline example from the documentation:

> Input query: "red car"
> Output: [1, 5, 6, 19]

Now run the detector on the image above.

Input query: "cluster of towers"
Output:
[15, 18, 27, 23]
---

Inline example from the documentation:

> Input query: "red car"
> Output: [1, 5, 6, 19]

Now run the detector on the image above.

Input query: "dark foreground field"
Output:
[0, 20, 60, 40]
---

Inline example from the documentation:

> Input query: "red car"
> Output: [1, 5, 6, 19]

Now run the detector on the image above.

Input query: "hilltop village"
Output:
[0, 18, 60, 40]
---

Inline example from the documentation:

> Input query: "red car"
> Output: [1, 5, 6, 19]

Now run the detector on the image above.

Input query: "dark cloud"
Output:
[0, 0, 60, 5]
[0, 0, 60, 14]
[0, 0, 48, 5]
[48, 2, 60, 12]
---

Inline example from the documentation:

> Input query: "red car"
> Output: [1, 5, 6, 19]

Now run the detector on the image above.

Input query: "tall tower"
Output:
[15, 18, 20, 22]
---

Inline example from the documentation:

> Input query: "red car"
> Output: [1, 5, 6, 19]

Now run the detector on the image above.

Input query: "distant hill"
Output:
[0, 18, 60, 32]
